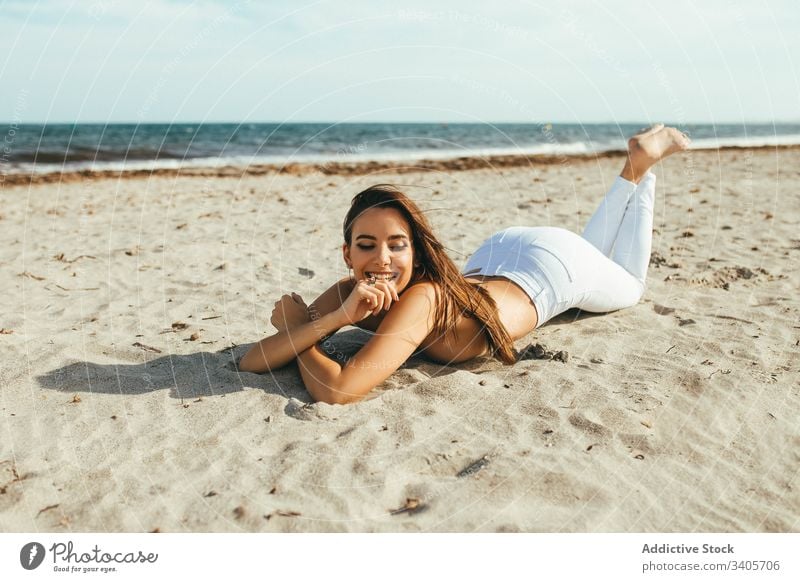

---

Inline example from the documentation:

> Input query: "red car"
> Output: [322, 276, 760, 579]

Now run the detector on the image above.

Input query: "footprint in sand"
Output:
[693, 265, 774, 290]
[568, 413, 613, 440]
[618, 433, 659, 457]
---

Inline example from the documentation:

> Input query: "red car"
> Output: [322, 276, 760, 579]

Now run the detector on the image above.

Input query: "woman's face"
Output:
[343, 207, 416, 293]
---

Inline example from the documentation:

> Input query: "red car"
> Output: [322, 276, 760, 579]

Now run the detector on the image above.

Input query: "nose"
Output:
[377, 244, 392, 266]
[376, 245, 392, 268]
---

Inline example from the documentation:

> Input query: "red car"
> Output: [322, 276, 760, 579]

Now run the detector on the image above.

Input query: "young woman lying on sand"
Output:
[239, 124, 690, 404]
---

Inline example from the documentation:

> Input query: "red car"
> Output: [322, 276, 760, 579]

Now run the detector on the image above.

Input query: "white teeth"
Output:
[366, 272, 396, 280]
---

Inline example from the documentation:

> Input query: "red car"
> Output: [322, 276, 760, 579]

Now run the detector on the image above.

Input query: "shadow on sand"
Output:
[36, 329, 475, 403]
[547, 308, 609, 327]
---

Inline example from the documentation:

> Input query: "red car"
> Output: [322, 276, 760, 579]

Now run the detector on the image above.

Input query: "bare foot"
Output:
[635, 122, 665, 137]
[621, 125, 690, 183]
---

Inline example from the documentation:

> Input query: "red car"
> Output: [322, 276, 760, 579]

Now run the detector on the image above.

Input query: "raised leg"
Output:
[581, 175, 638, 257]
[582, 125, 689, 270]
[611, 173, 656, 285]
[571, 175, 657, 315]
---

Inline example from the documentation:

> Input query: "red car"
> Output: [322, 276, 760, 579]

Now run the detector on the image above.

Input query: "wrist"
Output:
[315, 310, 345, 338]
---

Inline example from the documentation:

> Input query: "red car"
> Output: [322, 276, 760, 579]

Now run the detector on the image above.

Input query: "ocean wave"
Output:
[4, 128, 800, 177]
[2, 141, 603, 175]
[687, 133, 800, 149]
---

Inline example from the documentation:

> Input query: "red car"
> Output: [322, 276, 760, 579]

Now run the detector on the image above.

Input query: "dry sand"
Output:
[1, 147, 798, 532]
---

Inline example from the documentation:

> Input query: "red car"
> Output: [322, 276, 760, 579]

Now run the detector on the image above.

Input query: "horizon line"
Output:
[4, 119, 800, 126]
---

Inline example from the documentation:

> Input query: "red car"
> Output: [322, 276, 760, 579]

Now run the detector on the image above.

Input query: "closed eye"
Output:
[357, 245, 408, 251]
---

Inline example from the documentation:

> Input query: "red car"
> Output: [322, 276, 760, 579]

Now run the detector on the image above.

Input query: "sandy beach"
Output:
[1, 146, 797, 533]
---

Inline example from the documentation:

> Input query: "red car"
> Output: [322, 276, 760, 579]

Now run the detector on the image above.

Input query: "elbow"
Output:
[313, 394, 347, 405]
[326, 393, 362, 405]
[238, 344, 294, 374]
[307, 382, 364, 405]
[238, 353, 281, 374]
[237, 358, 260, 373]
[315, 394, 360, 405]
[237, 352, 262, 373]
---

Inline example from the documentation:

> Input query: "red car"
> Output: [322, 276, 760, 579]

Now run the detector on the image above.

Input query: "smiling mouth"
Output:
[365, 272, 398, 281]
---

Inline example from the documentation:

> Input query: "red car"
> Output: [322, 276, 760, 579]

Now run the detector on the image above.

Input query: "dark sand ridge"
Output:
[3, 144, 798, 189]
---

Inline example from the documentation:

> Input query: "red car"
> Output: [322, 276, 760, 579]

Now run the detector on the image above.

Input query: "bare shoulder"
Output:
[352, 280, 439, 333]
[398, 280, 440, 313]
[401, 280, 439, 300]
[376, 281, 439, 331]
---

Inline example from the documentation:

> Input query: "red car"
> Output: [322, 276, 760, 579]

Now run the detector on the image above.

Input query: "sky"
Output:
[1, 0, 798, 124]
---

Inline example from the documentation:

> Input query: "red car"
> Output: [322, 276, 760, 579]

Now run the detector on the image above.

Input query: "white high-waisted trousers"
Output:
[462, 173, 656, 327]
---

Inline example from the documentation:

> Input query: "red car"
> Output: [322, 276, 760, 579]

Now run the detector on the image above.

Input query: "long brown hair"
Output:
[343, 184, 517, 364]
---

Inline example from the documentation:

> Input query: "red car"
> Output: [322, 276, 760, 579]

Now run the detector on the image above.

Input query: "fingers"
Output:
[359, 280, 397, 315]
[372, 280, 396, 312]
[275, 293, 306, 308]
[365, 280, 399, 302]
[269, 307, 282, 330]
[348, 279, 401, 322]
[361, 286, 385, 316]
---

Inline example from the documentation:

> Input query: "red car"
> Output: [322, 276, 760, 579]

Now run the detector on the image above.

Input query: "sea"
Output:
[2, 122, 799, 175]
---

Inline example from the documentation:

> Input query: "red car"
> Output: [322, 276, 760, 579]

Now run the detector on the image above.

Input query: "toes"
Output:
[672, 128, 691, 148]
[636, 123, 664, 137]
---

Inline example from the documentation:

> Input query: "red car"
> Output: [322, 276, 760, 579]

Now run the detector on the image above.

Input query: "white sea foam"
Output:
[6, 133, 800, 176]
[687, 133, 800, 150]
[4, 142, 600, 175]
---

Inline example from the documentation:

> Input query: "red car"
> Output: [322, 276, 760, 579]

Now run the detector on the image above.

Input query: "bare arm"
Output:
[238, 278, 353, 373]
[238, 310, 345, 373]
[297, 282, 437, 404]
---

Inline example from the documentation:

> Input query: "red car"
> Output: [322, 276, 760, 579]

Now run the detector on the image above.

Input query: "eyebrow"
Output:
[355, 234, 409, 242]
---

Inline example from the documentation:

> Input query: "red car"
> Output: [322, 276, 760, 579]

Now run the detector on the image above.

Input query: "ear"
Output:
[342, 243, 352, 268]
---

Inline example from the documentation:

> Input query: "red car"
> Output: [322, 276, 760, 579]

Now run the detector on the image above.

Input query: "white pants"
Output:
[463, 173, 656, 327]
[572, 171, 656, 317]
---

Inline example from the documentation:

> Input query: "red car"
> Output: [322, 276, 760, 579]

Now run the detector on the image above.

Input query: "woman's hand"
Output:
[336, 279, 401, 325]
[270, 292, 311, 332]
